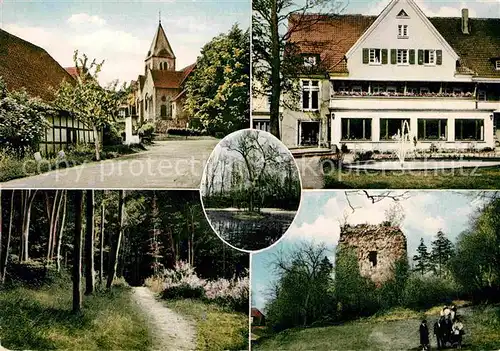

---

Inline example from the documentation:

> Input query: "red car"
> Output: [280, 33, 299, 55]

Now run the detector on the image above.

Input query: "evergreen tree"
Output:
[430, 230, 455, 277]
[413, 238, 431, 276]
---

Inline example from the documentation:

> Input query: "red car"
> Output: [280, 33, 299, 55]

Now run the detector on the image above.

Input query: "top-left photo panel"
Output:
[0, 0, 250, 189]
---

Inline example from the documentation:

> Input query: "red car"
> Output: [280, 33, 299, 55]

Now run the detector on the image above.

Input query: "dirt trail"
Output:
[131, 287, 196, 351]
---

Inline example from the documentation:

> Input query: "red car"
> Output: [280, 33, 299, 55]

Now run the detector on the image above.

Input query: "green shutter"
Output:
[436, 50, 443, 65]
[391, 49, 397, 64]
[363, 48, 369, 64]
[418, 49, 424, 65]
[409, 49, 415, 64]
[381, 49, 388, 64]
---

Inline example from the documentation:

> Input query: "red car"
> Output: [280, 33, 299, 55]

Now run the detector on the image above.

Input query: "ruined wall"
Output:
[338, 224, 407, 285]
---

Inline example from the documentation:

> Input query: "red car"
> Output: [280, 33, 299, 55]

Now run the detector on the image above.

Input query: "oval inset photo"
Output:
[200, 129, 302, 252]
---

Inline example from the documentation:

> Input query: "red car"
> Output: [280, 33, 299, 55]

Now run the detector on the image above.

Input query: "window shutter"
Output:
[390, 49, 397, 64]
[436, 50, 443, 65]
[362, 49, 369, 64]
[418, 50, 424, 65]
[382, 49, 388, 64]
[409, 49, 415, 65]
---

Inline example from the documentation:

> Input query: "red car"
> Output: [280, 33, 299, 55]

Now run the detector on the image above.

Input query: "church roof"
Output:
[289, 14, 500, 78]
[151, 70, 185, 89]
[146, 23, 175, 60]
[0, 28, 74, 101]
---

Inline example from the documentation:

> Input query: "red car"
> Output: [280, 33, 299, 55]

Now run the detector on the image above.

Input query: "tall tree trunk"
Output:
[106, 190, 125, 289]
[51, 191, 65, 260]
[99, 197, 105, 286]
[72, 191, 84, 313]
[269, 0, 281, 139]
[2, 191, 15, 283]
[21, 190, 37, 262]
[46, 191, 61, 265]
[0, 190, 2, 275]
[85, 190, 95, 295]
[56, 191, 67, 272]
[93, 125, 101, 161]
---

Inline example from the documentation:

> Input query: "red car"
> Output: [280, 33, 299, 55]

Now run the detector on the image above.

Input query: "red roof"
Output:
[289, 14, 376, 74]
[64, 67, 79, 79]
[151, 70, 185, 89]
[251, 308, 264, 318]
[180, 63, 196, 85]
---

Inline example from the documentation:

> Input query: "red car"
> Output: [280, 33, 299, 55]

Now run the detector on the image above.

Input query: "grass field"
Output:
[0, 277, 151, 350]
[165, 299, 248, 351]
[324, 168, 500, 189]
[254, 305, 500, 351]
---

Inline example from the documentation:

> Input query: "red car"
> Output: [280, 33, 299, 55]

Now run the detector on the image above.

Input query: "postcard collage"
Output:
[0, 0, 500, 350]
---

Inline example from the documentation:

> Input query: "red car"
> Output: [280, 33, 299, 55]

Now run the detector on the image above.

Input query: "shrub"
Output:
[166, 128, 203, 137]
[162, 283, 206, 300]
[354, 151, 373, 162]
[341, 143, 349, 153]
[139, 123, 155, 143]
[103, 122, 124, 146]
[402, 275, 459, 310]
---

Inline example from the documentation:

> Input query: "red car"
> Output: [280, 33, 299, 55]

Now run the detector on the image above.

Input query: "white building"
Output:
[252, 0, 500, 152]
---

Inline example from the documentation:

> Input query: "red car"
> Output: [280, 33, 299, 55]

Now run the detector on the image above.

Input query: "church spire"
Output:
[159, 10, 161, 25]
[146, 20, 175, 60]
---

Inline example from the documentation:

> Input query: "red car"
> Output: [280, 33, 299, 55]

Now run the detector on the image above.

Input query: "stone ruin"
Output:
[338, 223, 408, 285]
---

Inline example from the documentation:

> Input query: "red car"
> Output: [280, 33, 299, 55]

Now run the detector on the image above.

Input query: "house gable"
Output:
[345, 0, 460, 81]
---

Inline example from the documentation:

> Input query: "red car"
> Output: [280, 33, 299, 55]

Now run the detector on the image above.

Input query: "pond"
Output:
[205, 209, 296, 251]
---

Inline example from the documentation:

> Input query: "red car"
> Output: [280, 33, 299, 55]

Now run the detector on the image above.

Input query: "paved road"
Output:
[1, 139, 219, 189]
[295, 156, 325, 189]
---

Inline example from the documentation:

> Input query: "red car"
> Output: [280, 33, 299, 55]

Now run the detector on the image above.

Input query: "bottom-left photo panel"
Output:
[0, 189, 250, 351]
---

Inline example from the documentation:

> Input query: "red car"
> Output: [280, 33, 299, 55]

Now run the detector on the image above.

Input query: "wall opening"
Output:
[369, 251, 378, 267]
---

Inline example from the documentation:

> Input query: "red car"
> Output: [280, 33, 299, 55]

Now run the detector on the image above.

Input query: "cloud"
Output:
[365, 0, 482, 17]
[67, 13, 106, 27]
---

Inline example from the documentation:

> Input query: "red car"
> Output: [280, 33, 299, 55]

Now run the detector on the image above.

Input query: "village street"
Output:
[0, 139, 219, 189]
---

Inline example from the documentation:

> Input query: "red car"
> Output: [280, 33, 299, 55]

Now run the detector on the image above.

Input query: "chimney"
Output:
[462, 8, 470, 34]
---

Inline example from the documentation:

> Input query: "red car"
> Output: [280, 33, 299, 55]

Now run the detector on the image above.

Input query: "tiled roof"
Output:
[290, 14, 500, 78]
[64, 67, 79, 79]
[430, 17, 500, 78]
[151, 70, 185, 89]
[180, 63, 196, 85]
[0, 28, 74, 101]
[289, 14, 376, 74]
[251, 307, 264, 317]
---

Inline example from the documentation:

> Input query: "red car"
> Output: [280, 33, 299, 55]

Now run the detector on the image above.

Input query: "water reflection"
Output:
[206, 209, 296, 251]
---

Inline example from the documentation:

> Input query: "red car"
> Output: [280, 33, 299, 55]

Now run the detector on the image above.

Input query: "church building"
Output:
[132, 21, 196, 128]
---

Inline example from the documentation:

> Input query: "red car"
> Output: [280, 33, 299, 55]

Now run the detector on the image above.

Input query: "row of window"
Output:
[363, 48, 442, 65]
[342, 118, 484, 141]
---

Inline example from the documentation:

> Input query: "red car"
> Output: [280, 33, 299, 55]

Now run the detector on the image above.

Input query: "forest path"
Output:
[131, 287, 196, 351]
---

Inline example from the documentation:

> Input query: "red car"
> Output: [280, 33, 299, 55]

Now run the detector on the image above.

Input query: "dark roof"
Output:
[180, 63, 196, 85]
[0, 28, 74, 101]
[64, 67, 79, 79]
[430, 17, 500, 78]
[290, 14, 500, 77]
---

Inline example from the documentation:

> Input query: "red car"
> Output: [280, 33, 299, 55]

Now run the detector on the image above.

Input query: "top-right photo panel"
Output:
[252, 0, 500, 189]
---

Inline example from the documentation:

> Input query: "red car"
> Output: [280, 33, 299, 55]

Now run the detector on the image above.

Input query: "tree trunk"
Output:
[72, 191, 84, 313]
[46, 191, 61, 265]
[99, 198, 105, 286]
[2, 191, 14, 283]
[106, 190, 125, 289]
[51, 191, 65, 260]
[85, 190, 95, 295]
[93, 125, 101, 161]
[0, 190, 2, 275]
[56, 191, 67, 272]
[269, 0, 281, 139]
[21, 190, 37, 262]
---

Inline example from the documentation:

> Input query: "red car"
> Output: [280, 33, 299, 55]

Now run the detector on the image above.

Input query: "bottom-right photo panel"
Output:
[251, 190, 500, 351]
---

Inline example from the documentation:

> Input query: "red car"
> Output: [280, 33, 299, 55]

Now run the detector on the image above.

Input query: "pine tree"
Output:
[430, 230, 455, 277]
[413, 238, 431, 276]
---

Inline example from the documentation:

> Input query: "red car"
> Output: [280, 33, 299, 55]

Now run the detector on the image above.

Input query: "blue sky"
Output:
[0, 0, 249, 84]
[251, 190, 490, 311]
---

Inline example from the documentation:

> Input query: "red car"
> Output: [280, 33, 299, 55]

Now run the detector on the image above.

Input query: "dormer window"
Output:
[398, 24, 409, 38]
[303, 55, 318, 67]
[496, 60, 500, 70]
[397, 9, 409, 18]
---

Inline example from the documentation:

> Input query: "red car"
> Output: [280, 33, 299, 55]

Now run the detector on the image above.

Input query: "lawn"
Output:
[254, 304, 500, 351]
[165, 298, 248, 351]
[324, 168, 500, 189]
[0, 276, 151, 350]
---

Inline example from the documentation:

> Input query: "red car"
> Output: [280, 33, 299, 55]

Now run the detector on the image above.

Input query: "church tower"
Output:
[145, 19, 176, 73]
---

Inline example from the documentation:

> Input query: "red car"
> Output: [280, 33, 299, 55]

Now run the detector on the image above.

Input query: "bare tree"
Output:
[99, 193, 106, 286]
[20, 190, 37, 262]
[56, 191, 67, 272]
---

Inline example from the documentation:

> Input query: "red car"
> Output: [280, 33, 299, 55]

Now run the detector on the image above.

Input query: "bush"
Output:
[162, 283, 206, 300]
[341, 143, 349, 153]
[103, 123, 124, 146]
[402, 275, 459, 310]
[354, 151, 373, 162]
[139, 123, 155, 143]
[167, 128, 203, 137]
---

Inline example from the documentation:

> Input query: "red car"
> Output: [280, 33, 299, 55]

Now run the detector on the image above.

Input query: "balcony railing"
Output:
[331, 91, 475, 99]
